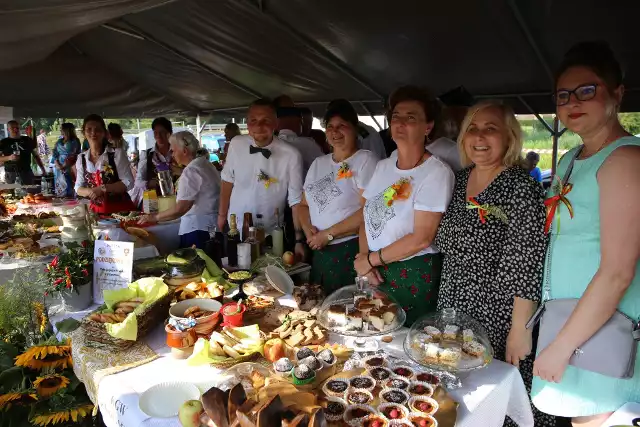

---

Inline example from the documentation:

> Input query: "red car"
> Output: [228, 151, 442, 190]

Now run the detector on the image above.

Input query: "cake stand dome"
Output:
[317, 278, 406, 351]
[404, 307, 494, 373]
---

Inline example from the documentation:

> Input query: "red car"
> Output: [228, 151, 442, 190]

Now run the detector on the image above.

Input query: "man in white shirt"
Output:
[276, 106, 323, 175]
[218, 99, 305, 255]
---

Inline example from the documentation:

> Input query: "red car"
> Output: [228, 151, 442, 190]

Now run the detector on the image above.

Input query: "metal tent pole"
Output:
[552, 116, 559, 178]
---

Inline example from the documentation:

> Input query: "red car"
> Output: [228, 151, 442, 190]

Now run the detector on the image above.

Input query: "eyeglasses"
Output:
[553, 84, 598, 106]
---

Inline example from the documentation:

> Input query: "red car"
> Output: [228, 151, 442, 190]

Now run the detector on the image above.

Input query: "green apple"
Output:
[178, 399, 204, 427]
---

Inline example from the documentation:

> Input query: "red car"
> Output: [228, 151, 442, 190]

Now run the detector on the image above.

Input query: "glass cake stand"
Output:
[404, 308, 494, 373]
[317, 277, 406, 351]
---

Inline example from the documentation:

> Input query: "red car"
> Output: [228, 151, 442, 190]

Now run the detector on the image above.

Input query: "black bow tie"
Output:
[249, 145, 271, 159]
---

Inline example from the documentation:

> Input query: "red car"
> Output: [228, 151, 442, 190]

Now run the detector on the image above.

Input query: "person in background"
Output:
[436, 101, 554, 427]
[52, 123, 80, 197]
[301, 107, 330, 154]
[37, 129, 50, 164]
[108, 123, 128, 153]
[354, 86, 454, 325]
[327, 100, 387, 160]
[75, 114, 135, 214]
[139, 132, 221, 249]
[525, 151, 542, 183]
[299, 100, 378, 293]
[223, 122, 241, 155]
[130, 151, 139, 178]
[277, 106, 324, 175]
[217, 98, 304, 256]
[531, 41, 640, 427]
[0, 120, 47, 184]
[273, 94, 295, 108]
[378, 128, 396, 158]
[132, 117, 181, 206]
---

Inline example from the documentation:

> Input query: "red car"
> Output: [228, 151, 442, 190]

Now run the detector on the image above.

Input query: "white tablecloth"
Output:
[94, 325, 533, 427]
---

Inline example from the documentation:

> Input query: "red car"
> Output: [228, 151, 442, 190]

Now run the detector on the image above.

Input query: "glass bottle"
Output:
[227, 214, 240, 267]
[242, 212, 253, 242]
[271, 208, 284, 257]
[245, 226, 261, 263]
[204, 226, 223, 268]
[255, 213, 266, 253]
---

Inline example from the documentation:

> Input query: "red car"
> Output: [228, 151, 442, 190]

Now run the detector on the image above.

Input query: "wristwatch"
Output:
[327, 234, 334, 242]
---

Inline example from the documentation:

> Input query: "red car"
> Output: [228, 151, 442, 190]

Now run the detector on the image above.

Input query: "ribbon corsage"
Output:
[102, 163, 114, 177]
[383, 178, 412, 207]
[466, 198, 508, 224]
[544, 176, 574, 234]
[257, 170, 278, 189]
[337, 162, 353, 180]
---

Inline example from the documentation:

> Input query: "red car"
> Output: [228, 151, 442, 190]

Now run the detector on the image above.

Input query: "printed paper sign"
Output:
[93, 240, 134, 304]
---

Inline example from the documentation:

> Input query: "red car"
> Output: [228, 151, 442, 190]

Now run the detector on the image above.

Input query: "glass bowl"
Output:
[317, 284, 406, 337]
[404, 308, 493, 373]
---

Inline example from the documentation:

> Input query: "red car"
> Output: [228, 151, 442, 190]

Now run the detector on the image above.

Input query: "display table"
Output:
[84, 321, 533, 427]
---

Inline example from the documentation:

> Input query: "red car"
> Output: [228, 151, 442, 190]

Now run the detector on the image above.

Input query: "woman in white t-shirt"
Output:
[355, 86, 455, 325]
[139, 131, 221, 249]
[299, 100, 378, 293]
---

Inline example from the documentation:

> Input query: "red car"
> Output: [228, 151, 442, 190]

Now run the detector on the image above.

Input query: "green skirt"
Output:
[379, 253, 442, 326]
[311, 238, 359, 294]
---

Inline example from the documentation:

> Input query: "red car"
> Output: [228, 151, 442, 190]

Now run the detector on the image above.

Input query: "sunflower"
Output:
[31, 403, 94, 426]
[34, 374, 70, 397]
[0, 391, 37, 410]
[15, 340, 72, 371]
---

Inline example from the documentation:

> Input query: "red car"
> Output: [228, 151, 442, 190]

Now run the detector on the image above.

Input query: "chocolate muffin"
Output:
[380, 389, 409, 404]
[317, 348, 336, 364]
[299, 355, 322, 370]
[370, 367, 392, 381]
[296, 347, 315, 360]
[325, 379, 348, 394]
[350, 376, 375, 390]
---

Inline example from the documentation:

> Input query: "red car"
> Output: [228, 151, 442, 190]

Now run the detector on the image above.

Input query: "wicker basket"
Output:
[81, 290, 174, 351]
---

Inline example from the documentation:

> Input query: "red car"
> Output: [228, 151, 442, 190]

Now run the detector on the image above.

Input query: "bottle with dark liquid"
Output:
[227, 214, 240, 267]
[204, 226, 223, 268]
[242, 212, 253, 242]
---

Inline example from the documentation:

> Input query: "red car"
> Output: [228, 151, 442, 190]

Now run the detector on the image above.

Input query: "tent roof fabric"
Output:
[2, 0, 640, 117]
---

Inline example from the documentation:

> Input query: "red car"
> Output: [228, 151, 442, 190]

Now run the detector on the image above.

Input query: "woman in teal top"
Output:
[531, 41, 640, 426]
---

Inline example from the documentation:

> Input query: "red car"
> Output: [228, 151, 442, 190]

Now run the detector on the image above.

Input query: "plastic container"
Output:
[220, 301, 246, 327]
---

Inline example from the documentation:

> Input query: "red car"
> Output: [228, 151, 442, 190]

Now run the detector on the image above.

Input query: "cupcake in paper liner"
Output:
[407, 412, 438, 427]
[317, 348, 337, 369]
[349, 375, 377, 392]
[323, 377, 350, 397]
[388, 420, 413, 427]
[384, 376, 411, 391]
[295, 346, 316, 362]
[378, 387, 411, 405]
[273, 357, 294, 378]
[415, 372, 440, 387]
[407, 396, 439, 416]
[343, 404, 378, 426]
[363, 354, 388, 370]
[324, 396, 348, 422]
[390, 364, 416, 380]
[377, 403, 409, 421]
[345, 388, 374, 406]
[369, 366, 393, 382]
[361, 413, 391, 427]
[407, 381, 434, 398]
[291, 364, 316, 385]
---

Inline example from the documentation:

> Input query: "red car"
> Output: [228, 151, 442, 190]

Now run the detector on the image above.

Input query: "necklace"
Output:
[579, 131, 631, 159]
[396, 150, 426, 170]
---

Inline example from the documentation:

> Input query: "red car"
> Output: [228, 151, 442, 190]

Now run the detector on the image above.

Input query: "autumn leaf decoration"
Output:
[337, 162, 353, 180]
[383, 177, 412, 207]
[467, 198, 508, 224]
[257, 170, 278, 189]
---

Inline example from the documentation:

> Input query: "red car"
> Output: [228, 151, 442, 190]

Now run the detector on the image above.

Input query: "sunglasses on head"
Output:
[553, 83, 598, 106]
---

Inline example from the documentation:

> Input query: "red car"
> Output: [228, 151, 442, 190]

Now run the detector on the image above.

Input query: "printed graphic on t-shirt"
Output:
[306, 171, 342, 213]
[365, 190, 395, 239]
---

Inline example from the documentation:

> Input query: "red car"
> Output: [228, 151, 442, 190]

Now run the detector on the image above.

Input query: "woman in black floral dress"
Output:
[435, 101, 555, 427]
